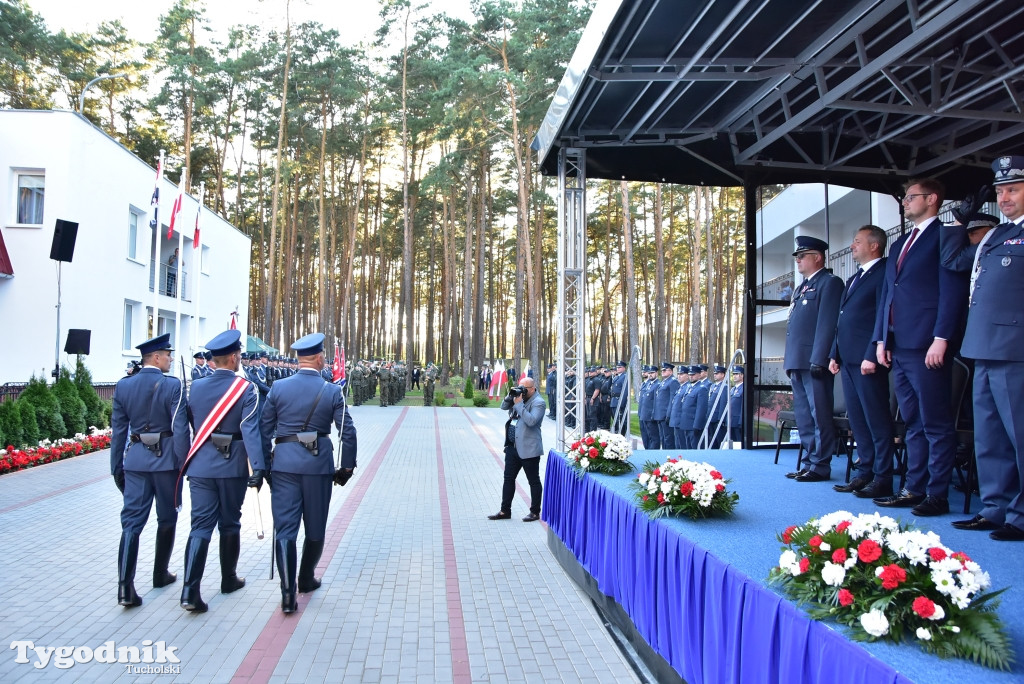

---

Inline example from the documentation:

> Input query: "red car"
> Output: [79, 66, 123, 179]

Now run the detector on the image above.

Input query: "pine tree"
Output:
[0, 400, 20, 448]
[19, 375, 66, 441]
[73, 357, 108, 429]
[53, 366, 88, 437]
[18, 400, 39, 446]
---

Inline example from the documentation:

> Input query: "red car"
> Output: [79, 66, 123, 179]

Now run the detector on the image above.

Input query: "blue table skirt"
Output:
[541, 450, 915, 684]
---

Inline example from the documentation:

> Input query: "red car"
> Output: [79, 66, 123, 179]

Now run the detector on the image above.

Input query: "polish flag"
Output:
[167, 173, 185, 240]
[519, 361, 531, 383]
[488, 361, 507, 399]
[333, 345, 346, 386]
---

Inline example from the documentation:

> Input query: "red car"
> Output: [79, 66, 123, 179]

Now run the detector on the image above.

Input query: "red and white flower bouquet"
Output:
[629, 457, 738, 519]
[566, 429, 633, 477]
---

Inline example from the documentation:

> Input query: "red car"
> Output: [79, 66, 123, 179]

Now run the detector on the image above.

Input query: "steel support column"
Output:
[556, 147, 587, 451]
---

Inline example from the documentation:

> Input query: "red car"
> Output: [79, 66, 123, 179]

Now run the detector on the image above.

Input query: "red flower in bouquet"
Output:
[879, 564, 907, 590]
[588, 447, 599, 457]
[857, 539, 882, 563]
[798, 557, 810, 574]
[836, 520, 851, 533]
[679, 481, 694, 497]
[808, 535, 823, 550]
[710, 470, 723, 479]
[838, 588, 854, 607]
[584, 436, 595, 446]
[782, 525, 798, 544]
[832, 548, 848, 564]
[913, 596, 937, 619]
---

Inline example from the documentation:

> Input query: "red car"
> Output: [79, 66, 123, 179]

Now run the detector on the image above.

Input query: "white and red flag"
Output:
[167, 172, 185, 240]
[488, 361, 507, 399]
[333, 345, 346, 386]
[148, 159, 162, 230]
[519, 361, 531, 383]
[229, 309, 238, 330]
[193, 199, 201, 249]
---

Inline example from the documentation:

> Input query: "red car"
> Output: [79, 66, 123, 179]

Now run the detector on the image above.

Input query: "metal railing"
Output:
[0, 381, 115, 405]
[697, 348, 745, 449]
[149, 260, 190, 300]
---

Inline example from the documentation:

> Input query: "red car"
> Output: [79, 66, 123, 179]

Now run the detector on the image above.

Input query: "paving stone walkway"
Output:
[0, 405, 639, 683]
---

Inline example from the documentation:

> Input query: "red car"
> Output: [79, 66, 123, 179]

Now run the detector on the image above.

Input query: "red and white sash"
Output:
[175, 377, 249, 506]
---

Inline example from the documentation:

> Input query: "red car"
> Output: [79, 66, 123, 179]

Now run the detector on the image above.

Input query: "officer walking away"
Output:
[178, 330, 266, 613]
[261, 333, 357, 614]
[109, 333, 190, 607]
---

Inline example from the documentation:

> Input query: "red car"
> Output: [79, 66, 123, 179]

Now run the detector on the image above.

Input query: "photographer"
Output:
[488, 377, 545, 522]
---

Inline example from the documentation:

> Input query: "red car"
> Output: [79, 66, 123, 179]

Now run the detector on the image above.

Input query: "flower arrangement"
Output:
[768, 510, 1013, 670]
[0, 429, 111, 476]
[566, 429, 633, 477]
[629, 458, 738, 519]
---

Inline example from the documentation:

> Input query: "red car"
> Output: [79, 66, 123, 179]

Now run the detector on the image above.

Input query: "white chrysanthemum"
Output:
[951, 590, 972, 610]
[819, 542, 832, 552]
[860, 610, 889, 637]
[580, 457, 590, 469]
[844, 548, 859, 569]
[820, 561, 846, 587]
[934, 557, 963, 573]
[916, 627, 932, 641]
[931, 570, 956, 595]
[816, 511, 853, 533]
[779, 550, 798, 571]
[638, 473, 650, 484]
[660, 481, 673, 495]
[929, 604, 946, 621]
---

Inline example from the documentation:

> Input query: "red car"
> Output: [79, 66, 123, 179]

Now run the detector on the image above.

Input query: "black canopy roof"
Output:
[535, 0, 1024, 195]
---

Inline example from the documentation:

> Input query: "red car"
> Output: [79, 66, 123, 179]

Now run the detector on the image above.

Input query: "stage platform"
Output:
[541, 448, 1024, 684]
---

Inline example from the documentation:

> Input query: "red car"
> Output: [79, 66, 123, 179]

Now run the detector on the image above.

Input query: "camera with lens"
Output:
[508, 385, 526, 399]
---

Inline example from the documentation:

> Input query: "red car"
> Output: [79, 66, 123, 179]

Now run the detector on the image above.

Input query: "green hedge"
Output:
[53, 366, 88, 437]
[74, 357, 109, 429]
[19, 375, 66, 441]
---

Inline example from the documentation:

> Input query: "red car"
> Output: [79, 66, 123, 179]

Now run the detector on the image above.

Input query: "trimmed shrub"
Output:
[53, 366, 88, 437]
[0, 401, 21, 448]
[472, 392, 490, 408]
[434, 394, 446, 406]
[19, 375, 66, 441]
[464, 375, 474, 399]
[73, 357, 108, 428]
[447, 375, 464, 390]
[18, 400, 40, 446]
[102, 399, 113, 427]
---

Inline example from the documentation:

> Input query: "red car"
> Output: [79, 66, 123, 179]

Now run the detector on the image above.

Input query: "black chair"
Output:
[948, 358, 975, 513]
[773, 409, 798, 464]
[773, 378, 852, 474]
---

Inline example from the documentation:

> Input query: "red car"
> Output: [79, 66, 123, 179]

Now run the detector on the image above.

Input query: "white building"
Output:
[0, 110, 251, 384]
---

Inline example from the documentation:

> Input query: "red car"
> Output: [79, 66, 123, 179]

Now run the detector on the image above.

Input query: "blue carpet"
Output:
[588, 448, 1024, 683]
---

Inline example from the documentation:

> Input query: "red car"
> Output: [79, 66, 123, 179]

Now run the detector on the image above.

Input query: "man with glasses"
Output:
[783, 236, 844, 482]
[872, 179, 968, 516]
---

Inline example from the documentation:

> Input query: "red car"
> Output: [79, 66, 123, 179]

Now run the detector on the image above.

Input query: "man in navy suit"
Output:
[784, 236, 844, 482]
[873, 178, 968, 516]
[109, 333, 190, 607]
[179, 330, 266, 612]
[261, 333, 357, 613]
[829, 226, 895, 498]
[943, 156, 1024, 540]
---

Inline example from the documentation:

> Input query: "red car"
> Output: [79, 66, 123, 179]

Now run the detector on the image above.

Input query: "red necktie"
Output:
[896, 227, 920, 273]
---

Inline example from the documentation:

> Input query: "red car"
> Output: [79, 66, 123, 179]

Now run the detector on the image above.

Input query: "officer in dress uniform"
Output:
[192, 352, 208, 383]
[178, 330, 266, 612]
[729, 366, 745, 443]
[109, 333, 190, 607]
[669, 366, 691, 448]
[636, 366, 656, 448]
[609, 361, 628, 435]
[706, 365, 729, 448]
[654, 363, 678, 449]
[261, 333, 357, 613]
[943, 156, 1024, 540]
[690, 364, 711, 448]
[546, 363, 557, 419]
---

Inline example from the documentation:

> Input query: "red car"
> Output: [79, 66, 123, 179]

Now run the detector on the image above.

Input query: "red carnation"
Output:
[653, 468, 661, 477]
[879, 564, 907, 590]
[710, 470, 723, 479]
[831, 548, 848, 564]
[588, 447, 599, 457]
[600, 441, 607, 447]
[799, 557, 810, 574]
[912, 596, 936, 619]
[662, 475, 669, 482]
[642, 495, 649, 502]
[657, 492, 665, 504]
[584, 436, 595, 445]
[857, 539, 882, 563]
[838, 588, 854, 607]
[782, 526, 798, 544]
[928, 547, 947, 562]
[835, 521, 851, 533]
[808, 535, 823, 549]
[680, 481, 694, 497]
[951, 551, 971, 564]
[715, 483, 725, 492]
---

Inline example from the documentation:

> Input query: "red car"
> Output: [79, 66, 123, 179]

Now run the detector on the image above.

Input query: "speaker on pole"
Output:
[64, 329, 91, 355]
[50, 219, 79, 262]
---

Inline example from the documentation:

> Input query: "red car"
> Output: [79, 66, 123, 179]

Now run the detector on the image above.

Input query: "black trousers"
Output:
[500, 444, 542, 516]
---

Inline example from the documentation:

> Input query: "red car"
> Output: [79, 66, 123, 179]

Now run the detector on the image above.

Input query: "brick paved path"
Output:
[0, 406, 639, 683]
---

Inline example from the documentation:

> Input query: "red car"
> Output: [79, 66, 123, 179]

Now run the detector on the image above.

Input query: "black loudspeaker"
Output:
[50, 219, 79, 262]
[64, 329, 91, 355]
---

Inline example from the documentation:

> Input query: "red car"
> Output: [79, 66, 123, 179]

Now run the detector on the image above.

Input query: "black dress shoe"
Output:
[522, 513, 540, 522]
[951, 515, 1000, 531]
[785, 469, 808, 479]
[854, 481, 894, 499]
[989, 523, 1024, 541]
[487, 511, 511, 520]
[911, 496, 949, 517]
[795, 471, 829, 483]
[833, 476, 871, 493]
[874, 489, 925, 508]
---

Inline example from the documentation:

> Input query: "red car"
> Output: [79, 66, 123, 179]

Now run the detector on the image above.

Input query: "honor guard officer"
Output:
[192, 352, 209, 382]
[654, 363, 678, 449]
[729, 366, 745, 444]
[261, 333, 357, 614]
[609, 361, 628, 435]
[637, 366, 657, 448]
[706, 365, 729, 448]
[109, 333, 190, 607]
[178, 330, 266, 613]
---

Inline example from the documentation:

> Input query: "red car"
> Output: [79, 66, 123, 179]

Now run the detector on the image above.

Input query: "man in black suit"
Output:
[873, 178, 968, 516]
[784, 236, 844, 482]
[828, 225, 894, 498]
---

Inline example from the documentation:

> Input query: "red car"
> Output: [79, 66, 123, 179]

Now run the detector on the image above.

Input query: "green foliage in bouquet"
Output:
[768, 511, 1013, 670]
[629, 458, 739, 519]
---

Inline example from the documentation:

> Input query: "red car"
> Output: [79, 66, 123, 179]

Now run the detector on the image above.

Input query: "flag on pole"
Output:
[193, 199, 201, 249]
[488, 360, 507, 398]
[333, 345, 346, 386]
[148, 159, 162, 229]
[229, 309, 238, 330]
[167, 173, 185, 240]
[519, 361, 531, 383]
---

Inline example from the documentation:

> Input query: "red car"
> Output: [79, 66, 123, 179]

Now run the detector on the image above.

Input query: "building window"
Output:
[128, 211, 139, 259]
[17, 173, 45, 225]
[123, 301, 134, 350]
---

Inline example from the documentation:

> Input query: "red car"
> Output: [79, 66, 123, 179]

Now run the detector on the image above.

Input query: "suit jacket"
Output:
[942, 220, 1024, 362]
[729, 382, 744, 428]
[185, 369, 264, 477]
[110, 367, 190, 475]
[873, 218, 967, 350]
[261, 369, 357, 476]
[653, 377, 678, 421]
[609, 372, 627, 408]
[708, 381, 727, 423]
[784, 269, 844, 370]
[501, 390, 546, 458]
[831, 258, 886, 364]
[637, 379, 656, 421]
[669, 382, 690, 428]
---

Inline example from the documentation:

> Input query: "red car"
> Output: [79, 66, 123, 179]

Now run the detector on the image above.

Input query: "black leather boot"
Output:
[297, 539, 324, 593]
[220, 534, 246, 594]
[276, 539, 297, 614]
[179, 536, 209, 613]
[153, 524, 177, 588]
[117, 532, 142, 607]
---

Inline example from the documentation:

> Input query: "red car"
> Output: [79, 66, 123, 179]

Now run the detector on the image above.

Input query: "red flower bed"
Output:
[0, 433, 111, 475]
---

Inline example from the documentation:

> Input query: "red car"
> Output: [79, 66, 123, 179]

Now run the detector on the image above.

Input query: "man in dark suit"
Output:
[828, 225, 895, 499]
[261, 333, 357, 613]
[109, 333, 190, 607]
[873, 178, 968, 516]
[653, 363, 678, 449]
[178, 330, 265, 613]
[784, 236, 844, 482]
[943, 156, 1024, 540]
[191, 352, 208, 383]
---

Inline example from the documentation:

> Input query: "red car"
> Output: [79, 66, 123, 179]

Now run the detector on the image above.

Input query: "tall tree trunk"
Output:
[461, 168, 474, 379]
[620, 181, 639, 394]
[264, 6, 291, 347]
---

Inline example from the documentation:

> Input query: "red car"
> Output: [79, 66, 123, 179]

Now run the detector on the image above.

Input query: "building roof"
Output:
[534, 0, 1024, 194]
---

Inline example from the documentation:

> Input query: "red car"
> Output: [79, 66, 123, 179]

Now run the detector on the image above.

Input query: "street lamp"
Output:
[78, 73, 129, 114]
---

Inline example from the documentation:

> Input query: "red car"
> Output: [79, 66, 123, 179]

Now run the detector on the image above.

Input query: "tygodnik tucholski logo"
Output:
[10, 639, 181, 673]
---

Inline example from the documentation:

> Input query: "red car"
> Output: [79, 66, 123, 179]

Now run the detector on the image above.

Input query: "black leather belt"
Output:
[212, 432, 243, 440]
[130, 432, 173, 442]
[275, 433, 329, 444]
